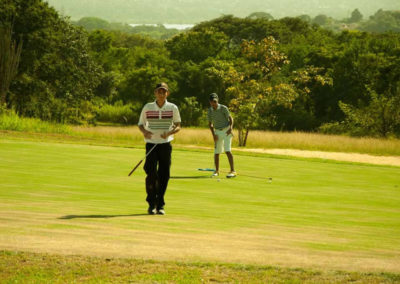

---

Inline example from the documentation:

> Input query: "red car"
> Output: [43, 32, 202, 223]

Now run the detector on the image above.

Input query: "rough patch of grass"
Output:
[0, 111, 71, 134]
[1, 251, 399, 283]
[3, 122, 400, 157]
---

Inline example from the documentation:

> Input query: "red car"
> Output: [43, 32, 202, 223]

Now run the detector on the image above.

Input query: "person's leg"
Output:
[143, 143, 158, 213]
[214, 130, 223, 175]
[214, 154, 220, 173]
[226, 151, 235, 172]
[224, 131, 236, 176]
[156, 143, 172, 211]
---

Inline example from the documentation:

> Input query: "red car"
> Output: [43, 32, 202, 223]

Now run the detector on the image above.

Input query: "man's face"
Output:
[155, 88, 169, 104]
[210, 99, 218, 109]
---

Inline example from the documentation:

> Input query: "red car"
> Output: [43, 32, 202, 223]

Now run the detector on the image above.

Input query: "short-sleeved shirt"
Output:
[138, 100, 181, 144]
[207, 104, 230, 130]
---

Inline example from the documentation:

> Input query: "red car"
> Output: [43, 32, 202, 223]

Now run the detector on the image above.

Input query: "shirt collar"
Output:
[154, 99, 168, 109]
[212, 103, 220, 110]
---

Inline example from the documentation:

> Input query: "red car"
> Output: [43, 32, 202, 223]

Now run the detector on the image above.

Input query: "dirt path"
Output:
[241, 148, 400, 167]
[181, 145, 400, 167]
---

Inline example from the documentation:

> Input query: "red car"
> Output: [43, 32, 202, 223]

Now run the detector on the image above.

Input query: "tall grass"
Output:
[0, 111, 71, 134]
[72, 126, 144, 146]
[1, 110, 399, 156]
[71, 126, 400, 156]
[244, 130, 400, 156]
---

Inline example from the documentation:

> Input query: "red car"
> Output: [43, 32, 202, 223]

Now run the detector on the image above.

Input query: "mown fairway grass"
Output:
[0, 137, 400, 282]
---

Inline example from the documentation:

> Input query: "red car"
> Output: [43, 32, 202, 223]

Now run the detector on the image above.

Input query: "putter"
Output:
[128, 144, 157, 176]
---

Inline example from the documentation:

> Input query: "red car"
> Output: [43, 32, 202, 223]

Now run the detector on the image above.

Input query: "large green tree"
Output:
[166, 29, 229, 63]
[227, 37, 296, 146]
[0, 0, 101, 123]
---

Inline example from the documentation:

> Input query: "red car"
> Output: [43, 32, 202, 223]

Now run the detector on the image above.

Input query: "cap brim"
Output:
[155, 87, 168, 91]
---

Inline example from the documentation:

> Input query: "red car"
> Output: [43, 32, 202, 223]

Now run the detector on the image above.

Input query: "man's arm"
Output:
[161, 122, 181, 139]
[209, 121, 218, 141]
[139, 125, 153, 139]
[226, 115, 234, 135]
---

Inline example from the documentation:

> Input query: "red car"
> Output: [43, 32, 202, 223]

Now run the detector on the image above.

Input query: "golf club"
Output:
[128, 144, 157, 176]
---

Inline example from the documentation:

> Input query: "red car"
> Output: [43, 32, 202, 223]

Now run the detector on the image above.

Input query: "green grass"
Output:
[0, 137, 400, 283]
[0, 111, 72, 134]
[1, 251, 399, 283]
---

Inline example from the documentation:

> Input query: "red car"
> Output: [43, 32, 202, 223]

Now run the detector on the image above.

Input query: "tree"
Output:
[313, 14, 329, 26]
[0, 0, 102, 123]
[227, 37, 296, 146]
[247, 12, 274, 20]
[178, 97, 204, 126]
[297, 15, 312, 23]
[339, 88, 400, 137]
[0, 26, 22, 105]
[360, 10, 400, 33]
[76, 17, 110, 31]
[349, 9, 363, 23]
[165, 28, 229, 63]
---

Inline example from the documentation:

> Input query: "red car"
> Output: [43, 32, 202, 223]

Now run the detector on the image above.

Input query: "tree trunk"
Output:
[238, 128, 244, 146]
[0, 26, 23, 105]
[243, 128, 249, 147]
[0, 90, 5, 105]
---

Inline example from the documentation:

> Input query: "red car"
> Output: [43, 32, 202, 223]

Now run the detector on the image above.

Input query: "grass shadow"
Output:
[58, 213, 149, 219]
[170, 176, 211, 179]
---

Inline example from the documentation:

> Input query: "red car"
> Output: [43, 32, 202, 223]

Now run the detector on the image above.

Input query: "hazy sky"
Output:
[46, 0, 400, 23]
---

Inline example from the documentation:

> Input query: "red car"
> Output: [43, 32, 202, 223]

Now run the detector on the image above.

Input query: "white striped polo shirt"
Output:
[138, 100, 181, 144]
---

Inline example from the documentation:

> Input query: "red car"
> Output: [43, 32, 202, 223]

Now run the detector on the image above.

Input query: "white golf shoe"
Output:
[226, 171, 237, 178]
[212, 171, 219, 177]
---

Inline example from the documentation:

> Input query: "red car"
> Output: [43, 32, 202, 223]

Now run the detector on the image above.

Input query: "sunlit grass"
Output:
[71, 126, 400, 156]
[72, 125, 143, 144]
[1, 251, 399, 283]
[1, 108, 399, 156]
[0, 111, 71, 134]
[244, 130, 400, 156]
[1, 140, 400, 275]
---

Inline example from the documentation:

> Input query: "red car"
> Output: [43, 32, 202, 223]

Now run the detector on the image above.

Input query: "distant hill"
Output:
[46, 0, 400, 24]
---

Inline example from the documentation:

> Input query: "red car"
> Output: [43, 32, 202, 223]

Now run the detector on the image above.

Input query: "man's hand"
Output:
[161, 131, 170, 139]
[226, 127, 232, 135]
[143, 130, 153, 139]
[213, 134, 218, 142]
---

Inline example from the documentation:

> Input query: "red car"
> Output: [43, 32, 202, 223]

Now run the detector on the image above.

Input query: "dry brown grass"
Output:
[72, 126, 400, 157]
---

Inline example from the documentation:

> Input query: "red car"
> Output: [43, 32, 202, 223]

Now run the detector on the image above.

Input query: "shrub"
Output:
[95, 102, 141, 125]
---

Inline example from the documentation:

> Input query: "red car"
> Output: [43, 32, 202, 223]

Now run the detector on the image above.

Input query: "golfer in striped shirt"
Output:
[138, 82, 181, 215]
[207, 93, 236, 178]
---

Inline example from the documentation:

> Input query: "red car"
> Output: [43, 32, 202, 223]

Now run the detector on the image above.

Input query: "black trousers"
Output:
[143, 142, 172, 209]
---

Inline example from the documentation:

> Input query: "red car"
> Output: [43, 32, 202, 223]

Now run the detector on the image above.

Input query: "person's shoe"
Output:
[212, 171, 219, 177]
[147, 206, 156, 215]
[226, 171, 237, 178]
[157, 208, 165, 215]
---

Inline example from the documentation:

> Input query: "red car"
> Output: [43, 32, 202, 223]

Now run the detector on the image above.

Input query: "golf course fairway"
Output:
[0, 138, 399, 274]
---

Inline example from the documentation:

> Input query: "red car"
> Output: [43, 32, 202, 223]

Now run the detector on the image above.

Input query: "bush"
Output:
[178, 97, 205, 127]
[96, 102, 141, 125]
[319, 121, 348, 135]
